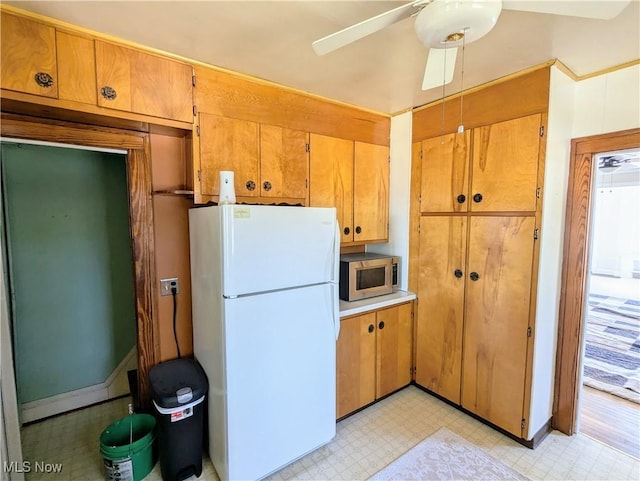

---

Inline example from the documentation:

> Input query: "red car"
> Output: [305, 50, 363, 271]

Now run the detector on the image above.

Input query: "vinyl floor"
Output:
[20, 386, 640, 480]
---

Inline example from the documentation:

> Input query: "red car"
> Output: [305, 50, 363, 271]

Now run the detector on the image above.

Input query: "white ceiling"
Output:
[6, 1, 640, 114]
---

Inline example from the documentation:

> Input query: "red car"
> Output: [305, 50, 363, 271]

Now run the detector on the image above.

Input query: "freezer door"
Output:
[220, 205, 338, 297]
[222, 284, 336, 481]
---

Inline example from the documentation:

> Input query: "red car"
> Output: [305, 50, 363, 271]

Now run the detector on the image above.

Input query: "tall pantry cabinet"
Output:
[413, 78, 549, 442]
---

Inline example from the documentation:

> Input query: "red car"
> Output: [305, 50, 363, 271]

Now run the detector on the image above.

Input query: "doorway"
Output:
[579, 148, 640, 457]
[554, 128, 640, 450]
[1, 141, 136, 423]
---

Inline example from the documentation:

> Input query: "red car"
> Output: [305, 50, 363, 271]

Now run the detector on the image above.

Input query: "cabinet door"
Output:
[95, 41, 193, 122]
[471, 114, 541, 212]
[421, 131, 470, 213]
[199, 114, 259, 197]
[309, 134, 353, 243]
[353, 142, 389, 243]
[1, 13, 57, 98]
[56, 31, 96, 104]
[376, 302, 413, 398]
[462, 216, 535, 437]
[260, 125, 308, 199]
[415, 216, 466, 403]
[336, 313, 376, 418]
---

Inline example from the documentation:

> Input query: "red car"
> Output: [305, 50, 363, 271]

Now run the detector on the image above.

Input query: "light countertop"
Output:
[339, 290, 417, 318]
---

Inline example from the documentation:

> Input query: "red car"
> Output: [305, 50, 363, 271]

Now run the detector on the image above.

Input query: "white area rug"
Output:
[368, 427, 529, 481]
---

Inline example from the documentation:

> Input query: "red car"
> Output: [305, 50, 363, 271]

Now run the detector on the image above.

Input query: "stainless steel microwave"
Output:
[339, 253, 400, 301]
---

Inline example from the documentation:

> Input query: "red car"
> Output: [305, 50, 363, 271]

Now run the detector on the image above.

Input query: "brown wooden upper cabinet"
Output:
[198, 113, 309, 201]
[309, 134, 389, 245]
[95, 41, 193, 123]
[420, 114, 542, 213]
[1, 13, 58, 98]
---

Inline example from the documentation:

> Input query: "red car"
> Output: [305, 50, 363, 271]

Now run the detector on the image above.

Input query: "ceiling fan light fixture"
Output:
[415, 0, 503, 48]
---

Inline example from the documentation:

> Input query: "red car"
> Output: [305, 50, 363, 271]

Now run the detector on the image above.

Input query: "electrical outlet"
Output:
[160, 278, 179, 296]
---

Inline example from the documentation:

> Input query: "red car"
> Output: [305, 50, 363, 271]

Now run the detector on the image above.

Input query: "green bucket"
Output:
[100, 413, 157, 481]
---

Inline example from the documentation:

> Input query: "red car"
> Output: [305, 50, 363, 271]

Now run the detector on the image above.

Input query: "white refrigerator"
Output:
[189, 204, 340, 481]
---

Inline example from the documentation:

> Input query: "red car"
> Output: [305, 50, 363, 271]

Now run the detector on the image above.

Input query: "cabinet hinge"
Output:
[418, 194, 422, 204]
[388, 155, 391, 163]
[305, 143, 310, 153]
[305, 179, 308, 189]
[527, 326, 532, 337]
[192, 75, 196, 87]
[536, 187, 541, 199]
[197, 170, 202, 182]
[533, 228, 539, 240]
[193, 105, 197, 117]
[419, 150, 423, 160]
[539, 125, 545, 137]
[521, 418, 526, 429]
[196, 125, 200, 136]
[417, 224, 421, 234]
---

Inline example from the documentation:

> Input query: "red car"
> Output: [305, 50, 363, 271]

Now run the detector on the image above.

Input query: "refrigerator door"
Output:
[219, 205, 338, 297]
[222, 283, 336, 481]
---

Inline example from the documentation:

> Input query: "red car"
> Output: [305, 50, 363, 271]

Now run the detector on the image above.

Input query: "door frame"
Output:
[553, 127, 640, 434]
[0, 112, 158, 411]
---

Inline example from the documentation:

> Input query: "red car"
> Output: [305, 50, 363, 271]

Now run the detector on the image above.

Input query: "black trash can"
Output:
[149, 358, 208, 481]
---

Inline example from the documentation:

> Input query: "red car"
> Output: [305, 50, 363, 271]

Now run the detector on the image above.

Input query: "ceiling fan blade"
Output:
[422, 47, 458, 91]
[312, 0, 425, 56]
[503, 0, 631, 20]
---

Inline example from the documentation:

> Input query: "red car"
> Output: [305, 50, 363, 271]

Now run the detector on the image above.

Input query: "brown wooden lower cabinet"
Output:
[336, 302, 413, 419]
[414, 215, 536, 438]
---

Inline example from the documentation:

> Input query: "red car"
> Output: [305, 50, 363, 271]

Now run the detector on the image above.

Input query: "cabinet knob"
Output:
[368, 324, 374, 333]
[263, 181, 272, 191]
[34, 72, 54, 88]
[378, 321, 385, 330]
[100, 86, 117, 101]
[454, 269, 463, 278]
[470, 272, 480, 281]
[245, 180, 256, 191]
[456, 194, 466, 204]
[355, 226, 362, 234]
[473, 193, 483, 203]
[343, 227, 350, 235]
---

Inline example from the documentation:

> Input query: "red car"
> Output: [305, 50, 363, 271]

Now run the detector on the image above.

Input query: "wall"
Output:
[150, 133, 194, 361]
[1, 142, 136, 404]
[367, 111, 412, 290]
[572, 65, 640, 138]
[528, 65, 576, 437]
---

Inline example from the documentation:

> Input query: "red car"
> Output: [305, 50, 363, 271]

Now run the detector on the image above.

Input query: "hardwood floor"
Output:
[580, 386, 640, 459]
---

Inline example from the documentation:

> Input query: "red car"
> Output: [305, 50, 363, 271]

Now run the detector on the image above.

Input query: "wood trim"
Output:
[127, 139, 157, 410]
[553, 128, 640, 434]
[0, 115, 158, 411]
[1, 90, 193, 131]
[412, 67, 550, 141]
[0, 112, 145, 149]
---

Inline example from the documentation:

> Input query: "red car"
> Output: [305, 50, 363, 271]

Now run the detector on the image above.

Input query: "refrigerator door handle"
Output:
[332, 283, 341, 340]
[332, 219, 340, 284]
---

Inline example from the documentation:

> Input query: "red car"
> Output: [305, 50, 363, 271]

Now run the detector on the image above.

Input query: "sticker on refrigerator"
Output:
[233, 207, 250, 219]
[170, 406, 193, 422]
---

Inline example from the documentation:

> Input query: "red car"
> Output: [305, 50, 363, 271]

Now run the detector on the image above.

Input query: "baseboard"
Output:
[21, 347, 136, 424]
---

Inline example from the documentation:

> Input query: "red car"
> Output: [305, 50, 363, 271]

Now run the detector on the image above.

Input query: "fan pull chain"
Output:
[457, 29, 467, 134]
[440, 43, 448, 142]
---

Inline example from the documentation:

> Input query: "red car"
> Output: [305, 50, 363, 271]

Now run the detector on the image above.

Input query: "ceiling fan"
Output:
[312, 0, 631, 91]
